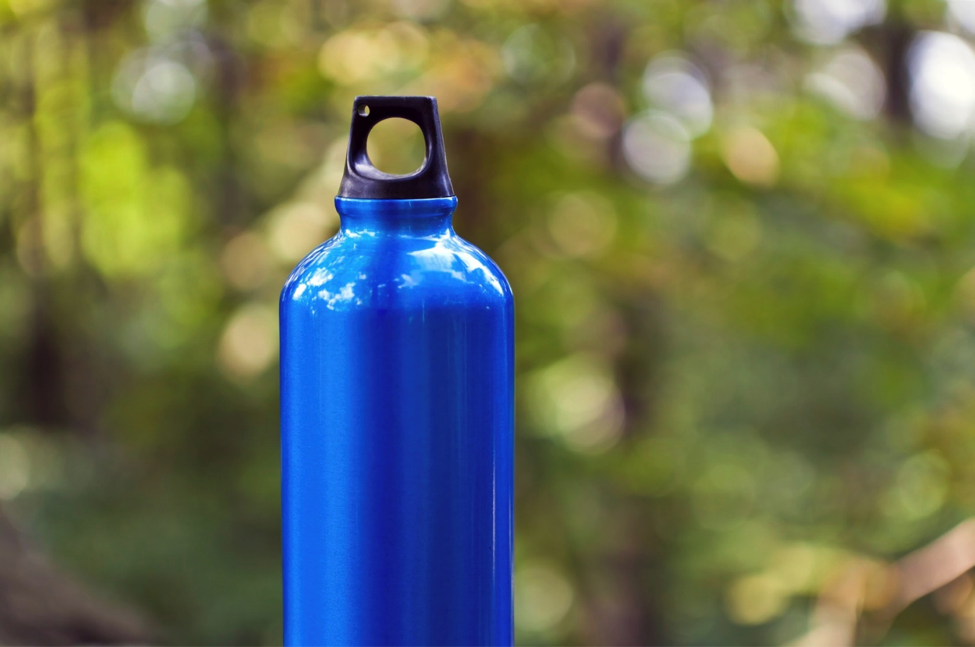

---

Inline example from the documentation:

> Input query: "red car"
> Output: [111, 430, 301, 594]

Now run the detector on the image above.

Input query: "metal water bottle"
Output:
[280, 96, 514, 646]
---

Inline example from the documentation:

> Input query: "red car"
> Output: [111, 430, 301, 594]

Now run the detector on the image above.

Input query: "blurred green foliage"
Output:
[5, 0, 975, 644]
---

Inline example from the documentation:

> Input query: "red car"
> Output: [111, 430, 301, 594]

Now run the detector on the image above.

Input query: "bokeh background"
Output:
[4, 0, 975, 644]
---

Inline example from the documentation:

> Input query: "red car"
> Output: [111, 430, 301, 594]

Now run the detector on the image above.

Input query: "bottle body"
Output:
[280, 197, 514, 646]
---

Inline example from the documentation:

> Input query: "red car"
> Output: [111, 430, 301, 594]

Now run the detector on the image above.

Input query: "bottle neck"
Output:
[335, 196, 457, 237]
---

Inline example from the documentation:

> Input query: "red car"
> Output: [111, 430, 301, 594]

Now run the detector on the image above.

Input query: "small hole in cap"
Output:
[357, 105, 370, 117]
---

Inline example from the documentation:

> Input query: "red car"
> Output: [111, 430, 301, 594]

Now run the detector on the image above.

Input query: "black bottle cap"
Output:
[337, 96, 455, 200]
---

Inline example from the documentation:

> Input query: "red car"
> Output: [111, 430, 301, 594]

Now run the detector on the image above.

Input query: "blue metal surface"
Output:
[280, 196, 514, 646]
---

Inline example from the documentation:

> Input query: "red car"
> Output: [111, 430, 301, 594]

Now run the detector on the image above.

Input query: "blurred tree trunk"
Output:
[580, 298, 667, 645]
[15, 26, 69, 430]
[861, 18, 915, 124]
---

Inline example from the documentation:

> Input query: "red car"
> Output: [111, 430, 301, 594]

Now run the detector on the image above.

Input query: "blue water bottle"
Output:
[280, 96, 514, 646]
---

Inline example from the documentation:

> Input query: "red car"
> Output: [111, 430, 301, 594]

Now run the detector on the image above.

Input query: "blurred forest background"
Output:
[5, 0, 975, 644]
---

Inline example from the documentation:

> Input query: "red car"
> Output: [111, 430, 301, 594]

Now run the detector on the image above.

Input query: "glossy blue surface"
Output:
[280, 196, 514, 646]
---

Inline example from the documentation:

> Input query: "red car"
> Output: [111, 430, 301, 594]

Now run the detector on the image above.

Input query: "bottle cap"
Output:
[338, 96, 455, 200]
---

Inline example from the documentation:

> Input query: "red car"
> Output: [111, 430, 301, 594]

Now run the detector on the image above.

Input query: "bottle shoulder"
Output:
[280, 231, 512, 312]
